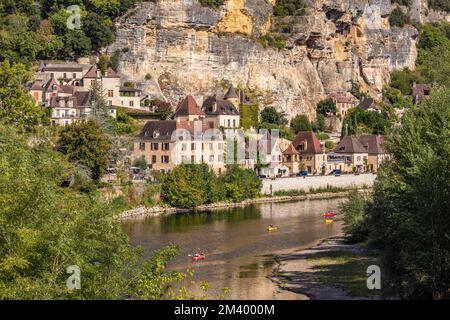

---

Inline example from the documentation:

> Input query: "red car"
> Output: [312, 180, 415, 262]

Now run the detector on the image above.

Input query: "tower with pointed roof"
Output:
[223, 85, 240, 108]
[174, 95, 205, 123]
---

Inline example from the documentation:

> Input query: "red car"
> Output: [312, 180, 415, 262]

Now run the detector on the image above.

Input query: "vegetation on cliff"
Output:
[0, 0, 138, 63]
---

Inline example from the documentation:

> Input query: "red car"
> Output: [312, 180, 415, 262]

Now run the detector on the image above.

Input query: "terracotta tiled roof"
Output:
[83, 65, 99, 79]
[358, 135, 386, 154]
[104, 67, 119, 78]
[175, 95, 205, 116]
[291, 131, 323, 154]
[328, 93, 357, 104]
[30, 81, 44, 91]
[334, 136, 367, 153]
[43, 78, 60, 91]
[283, 143, 299, 155]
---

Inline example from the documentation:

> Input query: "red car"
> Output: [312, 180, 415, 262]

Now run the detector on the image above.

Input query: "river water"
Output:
[123, 198, 344, 300]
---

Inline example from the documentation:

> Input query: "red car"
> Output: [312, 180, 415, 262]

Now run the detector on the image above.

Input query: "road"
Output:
[261, 173, 376, 194]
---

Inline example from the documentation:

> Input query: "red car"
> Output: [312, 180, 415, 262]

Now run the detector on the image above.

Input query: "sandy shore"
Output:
[270, 236, 383, 300]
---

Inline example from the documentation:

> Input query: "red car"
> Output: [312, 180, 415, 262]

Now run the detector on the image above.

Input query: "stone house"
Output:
[290, 131, 326, 175]
[327, 136, 368, 173]
[358, 134, 390, 172]
[328, 92, 358, 117]
[412, 82, 431, 105]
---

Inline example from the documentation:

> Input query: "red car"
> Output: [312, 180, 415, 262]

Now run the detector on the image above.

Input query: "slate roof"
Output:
[202, 96, 240, 116]
[334, 136, 367, 153]
[358, 98, 378, 111]
[83, 65, 99, 78]
[358, 135, 386, 154]
[224, 86, 238, 99]
[138, 120, 177, 141]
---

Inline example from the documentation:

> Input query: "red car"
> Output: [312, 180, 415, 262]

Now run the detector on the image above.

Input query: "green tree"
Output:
[290, 114, 312, 133]
[161, 164, 225, 208]
[260, 106, 288, 126]
[221, 165, 262, 202]
[316, 98, 337, 115]
[367, 88, 450, 299]
[0, 60, 43, 131]
[82, 13, 115, 52]
[0, 126, 188, 299]
[311, 113, 326, 132]
[57, 120, 111, 182]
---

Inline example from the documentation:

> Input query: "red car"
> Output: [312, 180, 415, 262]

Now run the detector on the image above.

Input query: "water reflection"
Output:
[123, 198, 344, 300]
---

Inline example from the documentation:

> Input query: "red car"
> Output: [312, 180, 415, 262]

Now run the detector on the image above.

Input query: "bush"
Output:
[316, 132, 330, 141]
[258, 34, 287, 50]
[198, 0, 225, 9]
[290, 114, 312, 133]
[428, 0, 450, 12]
[221, 165, 262, 202]
[161, 164, 225, 208]
[324, 140, 336, 150]
[273, 0, 306, 17]
[340, 190, 370, 243]
[389, 7, 410, 27]
[317, 99, 337, 115]
[260, 106, 288, 126]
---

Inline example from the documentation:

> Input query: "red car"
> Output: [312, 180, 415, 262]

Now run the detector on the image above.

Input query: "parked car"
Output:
[333, 169, 342, 176]
[298, 171, 308, 177]
[258, 174, 267, 179]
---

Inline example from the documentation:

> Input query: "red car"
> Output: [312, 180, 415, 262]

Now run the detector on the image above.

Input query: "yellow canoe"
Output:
[325, 219, 334, 223]
[267, 227, 279, 232]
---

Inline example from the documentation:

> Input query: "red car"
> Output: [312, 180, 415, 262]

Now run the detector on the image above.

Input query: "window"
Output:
[181, 156, 188, 163]
[108, 90, 114, 97]
[218, 143, 223, 150]
[152, 155, 157, 163]
[139, 142, 145, 151]
[182, 143, 187, 151]
[50, 73, 54, 78]
[162, 143, 170, 151]
[191, 155, 195, 163]
[73, 73, 76, 79]
[91, 80, 96, 85]
[228, 119, 231, 127]
[233, 119, 236, 127]
[129, 100, 134, 107]
[151, 143, 159, 151]
[161, 156, 169, 163]
[218, 155, 223, 162]
[209, 155, 214, 163]
[191, 143, 196, 151]
[209, 143, 213, 151]
[63, 73, 67, 79]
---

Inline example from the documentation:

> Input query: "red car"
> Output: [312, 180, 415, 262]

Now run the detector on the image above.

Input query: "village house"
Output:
[133, 96, 226, 174]
[412, 82, 431, 105]
[357, 98, 381, 113]
[201, 86, 241, 131]
[282, 143, 300, 176]
[257, 130, 284, 178]
[288, 131, 326, 175]
[327, 136, 368, 173]
[358, 135, 390, 172]
[328, 92, 358, 117]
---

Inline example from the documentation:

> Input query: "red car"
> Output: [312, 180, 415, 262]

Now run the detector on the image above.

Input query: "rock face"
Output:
[107, 0, 435, 119]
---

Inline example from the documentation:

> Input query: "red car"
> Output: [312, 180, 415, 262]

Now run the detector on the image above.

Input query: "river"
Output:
[123, 198, 344, 300]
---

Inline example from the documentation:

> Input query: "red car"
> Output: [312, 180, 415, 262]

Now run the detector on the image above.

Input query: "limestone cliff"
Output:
[107, 0, 447, 119]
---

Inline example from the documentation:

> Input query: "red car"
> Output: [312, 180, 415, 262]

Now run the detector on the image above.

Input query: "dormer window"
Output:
[340, 147, 345, 151]
[153, 130, 160, 139]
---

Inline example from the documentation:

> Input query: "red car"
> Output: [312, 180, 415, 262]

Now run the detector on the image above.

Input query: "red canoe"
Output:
[192, 253, 205, 261]
[322, 212, 337, 218]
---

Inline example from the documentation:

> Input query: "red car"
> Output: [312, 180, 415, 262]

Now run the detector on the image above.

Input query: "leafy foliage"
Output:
[0, 60, 43, 131]
[222, 165, 262, 202]
[0, 0, 138, 62]
[290, 114, 312, 133]
[389, 7, 410, 28]
[0, 126, 186, 299]
[57, 119, 111, 182]
[273, 0, 306, 17]
[427, 0, 450, 12]
[260, 106, 288, 126]
[366, 88, 450, 299]
[258, 34, 287, 50]
[341, 108, 390, 137]
[198, 0, 225, 9]
[340, 190, 370, 244]
[317, 98, 337, 115]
